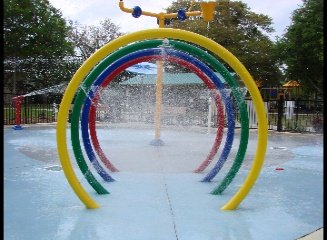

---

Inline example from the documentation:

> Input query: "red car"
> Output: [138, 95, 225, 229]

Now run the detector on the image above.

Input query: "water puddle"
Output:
[44, 165, 62, 171]
[270, 146, 287, 150]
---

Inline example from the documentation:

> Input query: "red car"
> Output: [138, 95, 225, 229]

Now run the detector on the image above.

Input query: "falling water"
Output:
[159, 38, 174, 60]
[22, 82, 67, 97]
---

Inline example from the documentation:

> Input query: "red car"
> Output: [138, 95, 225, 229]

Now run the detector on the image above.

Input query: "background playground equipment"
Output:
[11, 83, 67, 130]
[56, 1, 268, 211]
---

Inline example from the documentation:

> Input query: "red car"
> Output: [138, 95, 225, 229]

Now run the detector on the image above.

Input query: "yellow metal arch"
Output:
[56, 28, 268, 210]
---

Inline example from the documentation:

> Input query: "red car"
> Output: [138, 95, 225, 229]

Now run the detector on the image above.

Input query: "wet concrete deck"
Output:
[4, 124, 323, 240]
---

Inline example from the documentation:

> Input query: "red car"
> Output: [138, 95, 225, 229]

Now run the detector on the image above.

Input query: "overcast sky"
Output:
[48, 0, 303, 40]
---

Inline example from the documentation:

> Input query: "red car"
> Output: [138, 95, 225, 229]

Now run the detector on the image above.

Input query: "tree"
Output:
[66, 19, 131, 86]
[3, 0, 76, 94]
[67, 19, 123, 61]
[275, 0, 323, 98]
[164, 0, 282, 87]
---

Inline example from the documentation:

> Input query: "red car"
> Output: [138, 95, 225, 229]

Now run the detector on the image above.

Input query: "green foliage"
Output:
[165, 0, 282, 87]
[3, 0, 76, 93]
[67, 19, 123, 61]
[4, 0, 74, 57]
[275, 0, 323, 98]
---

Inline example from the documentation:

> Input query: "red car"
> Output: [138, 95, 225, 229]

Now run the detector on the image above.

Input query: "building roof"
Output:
[120, 72, 227, 85]
[282, 80, 302, 87]
[255, 80, 263, 88]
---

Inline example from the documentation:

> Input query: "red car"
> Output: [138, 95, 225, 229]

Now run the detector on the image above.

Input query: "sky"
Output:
[48, 0, 303, 40]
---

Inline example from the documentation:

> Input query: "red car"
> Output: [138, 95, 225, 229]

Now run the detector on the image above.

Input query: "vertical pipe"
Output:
[12, 95, 24, 130]
[154, 60, 164, 140]
[151, 15, 165, 145]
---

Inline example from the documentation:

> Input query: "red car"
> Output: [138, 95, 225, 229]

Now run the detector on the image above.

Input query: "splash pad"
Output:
[56, 2, 268, 211]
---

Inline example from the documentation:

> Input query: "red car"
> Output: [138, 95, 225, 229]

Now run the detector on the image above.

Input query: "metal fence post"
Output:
[294, 98, 299, 129]
[277, 93, 284, 132]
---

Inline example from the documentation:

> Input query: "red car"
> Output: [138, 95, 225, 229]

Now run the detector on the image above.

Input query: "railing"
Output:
[4, 102, 57, 125]
[232, 97, 324, 133]
[3, 93, 323, 133]
[266, 98, 323, 132]
[3, 93, 59, 125]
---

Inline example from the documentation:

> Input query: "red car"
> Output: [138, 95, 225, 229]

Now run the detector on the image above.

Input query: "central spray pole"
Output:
[118, 0, 215, 145]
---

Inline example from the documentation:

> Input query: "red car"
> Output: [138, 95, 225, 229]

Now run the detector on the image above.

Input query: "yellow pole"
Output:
[118, 0, 208, 145]
[153, 14, 165, 144]
[154, 54, 164, 142]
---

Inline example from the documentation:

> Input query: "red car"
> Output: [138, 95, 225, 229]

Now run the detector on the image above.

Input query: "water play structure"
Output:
[12, 83, 67, 130]
[56, 0, 268, 210]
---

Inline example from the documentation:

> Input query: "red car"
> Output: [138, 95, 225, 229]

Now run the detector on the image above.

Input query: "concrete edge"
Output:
[297, 228, 323, 240]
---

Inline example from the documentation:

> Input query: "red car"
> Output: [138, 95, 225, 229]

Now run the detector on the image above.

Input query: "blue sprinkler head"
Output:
[132, 6, 142, 18]
[177, 9, 187, 21]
